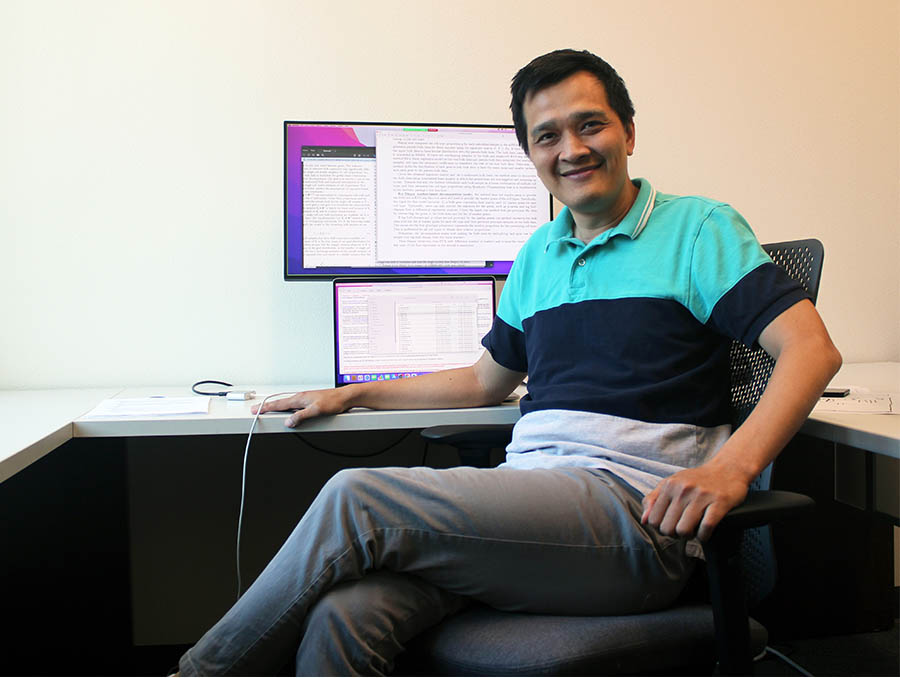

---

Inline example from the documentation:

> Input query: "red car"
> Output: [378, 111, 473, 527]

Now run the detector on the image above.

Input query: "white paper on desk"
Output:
[813, 393, 895, 414]
[83, 396, 211, 418]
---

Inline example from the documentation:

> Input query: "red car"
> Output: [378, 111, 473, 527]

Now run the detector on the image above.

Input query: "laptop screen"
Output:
[333, 277, 496, 386]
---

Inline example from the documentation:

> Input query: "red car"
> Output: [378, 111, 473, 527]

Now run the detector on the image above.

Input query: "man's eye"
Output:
[536, 132, 556, 144]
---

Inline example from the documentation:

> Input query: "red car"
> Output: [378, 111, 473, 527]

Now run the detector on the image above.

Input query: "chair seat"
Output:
[405, 603, 767, 676]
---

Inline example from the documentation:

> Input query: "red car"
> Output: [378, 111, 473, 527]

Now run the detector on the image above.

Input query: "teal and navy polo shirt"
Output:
[483, 178, 809, 431]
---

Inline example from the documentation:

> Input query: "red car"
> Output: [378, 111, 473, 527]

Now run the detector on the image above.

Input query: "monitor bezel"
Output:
[283, 120, 551, 280]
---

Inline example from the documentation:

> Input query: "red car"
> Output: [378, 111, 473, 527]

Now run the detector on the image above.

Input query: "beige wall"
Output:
[2, 0, 898, 389]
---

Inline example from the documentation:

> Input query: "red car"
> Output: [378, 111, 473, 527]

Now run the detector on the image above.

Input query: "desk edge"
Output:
[0, 423, 74, 484]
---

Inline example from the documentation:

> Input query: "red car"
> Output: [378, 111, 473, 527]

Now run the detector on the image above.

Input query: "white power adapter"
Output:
[226, 390, 256, 401]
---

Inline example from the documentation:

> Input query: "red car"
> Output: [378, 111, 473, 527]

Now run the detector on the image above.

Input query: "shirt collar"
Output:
[544, 178, 657, 251]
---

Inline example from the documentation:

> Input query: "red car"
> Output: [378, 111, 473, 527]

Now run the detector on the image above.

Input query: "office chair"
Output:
[406, 239, 824, 676]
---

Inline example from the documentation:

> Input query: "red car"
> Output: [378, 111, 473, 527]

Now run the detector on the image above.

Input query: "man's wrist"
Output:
[707, 445, 761, 486]
[340, 382, 366, 410]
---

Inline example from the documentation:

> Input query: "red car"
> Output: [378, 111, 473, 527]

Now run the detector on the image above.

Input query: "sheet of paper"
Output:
[83, 396, 211, 418]
[813, 392, 895, 414]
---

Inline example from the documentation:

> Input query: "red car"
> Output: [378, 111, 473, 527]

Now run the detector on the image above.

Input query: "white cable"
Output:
[236, 391, 296, 600]
[765, 646, 814, 677]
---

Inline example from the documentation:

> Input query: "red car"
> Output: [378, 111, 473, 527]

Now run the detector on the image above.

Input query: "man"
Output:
[178, 50, 840, 676]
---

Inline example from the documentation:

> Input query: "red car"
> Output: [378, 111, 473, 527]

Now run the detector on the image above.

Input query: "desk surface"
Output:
[72, 385, 522, 438]
[2, 362, 898, 483]
[0, 387, 121, 483]
[802, 362, 899, 458]
[0, 385, 520, 483]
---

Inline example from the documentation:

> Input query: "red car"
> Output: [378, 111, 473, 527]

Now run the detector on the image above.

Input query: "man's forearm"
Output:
[258, 352, 525, 427]
[709, 333, 842, 484]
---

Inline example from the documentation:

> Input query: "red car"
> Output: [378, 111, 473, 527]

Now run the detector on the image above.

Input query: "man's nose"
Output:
[559, 131, 590, 162]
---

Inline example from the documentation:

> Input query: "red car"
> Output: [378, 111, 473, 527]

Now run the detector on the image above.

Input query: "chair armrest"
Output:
[420, 424, 515, 469]
[420, 424, 515, 449]
[716, 490, 815, 532]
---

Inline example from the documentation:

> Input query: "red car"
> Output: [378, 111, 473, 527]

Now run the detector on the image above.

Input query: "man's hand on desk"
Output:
[252, 359, 525, 429]
[252, 389, 350, 428]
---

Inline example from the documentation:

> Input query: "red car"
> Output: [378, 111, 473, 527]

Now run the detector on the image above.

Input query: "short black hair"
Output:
[510, 49, 635, 154]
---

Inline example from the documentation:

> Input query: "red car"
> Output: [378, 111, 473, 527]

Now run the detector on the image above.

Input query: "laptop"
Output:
[332, 276, 496, 387]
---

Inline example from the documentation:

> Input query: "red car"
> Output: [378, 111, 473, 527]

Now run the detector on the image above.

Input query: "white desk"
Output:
[0, 387, 120, 483]
[2, 363, 897, 485]
[73, 385, 522, 437]
[0, 385, 521, 484]
[802, 362, 900, 458]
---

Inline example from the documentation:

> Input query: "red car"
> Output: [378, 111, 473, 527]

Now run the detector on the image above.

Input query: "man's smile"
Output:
[559, 161, 604, 179]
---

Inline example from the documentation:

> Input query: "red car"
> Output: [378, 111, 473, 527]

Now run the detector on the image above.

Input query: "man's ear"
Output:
[626, 121, 636, 156]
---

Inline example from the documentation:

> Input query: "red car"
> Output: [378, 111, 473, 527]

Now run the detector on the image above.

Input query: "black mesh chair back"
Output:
[730, 240, 824, 429]
[731, 239, 824, 606]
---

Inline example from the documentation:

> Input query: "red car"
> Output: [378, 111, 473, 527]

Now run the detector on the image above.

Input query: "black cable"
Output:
[192, 379, 233, 396]
[292, 429, 414, 458]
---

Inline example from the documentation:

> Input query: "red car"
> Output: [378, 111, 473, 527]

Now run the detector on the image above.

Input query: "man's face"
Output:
[523, 71, 635, 223]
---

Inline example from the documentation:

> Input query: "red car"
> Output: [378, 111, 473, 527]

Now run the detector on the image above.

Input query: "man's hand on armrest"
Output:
[252, 352, 526, 428]
[641, 458, 753, 542]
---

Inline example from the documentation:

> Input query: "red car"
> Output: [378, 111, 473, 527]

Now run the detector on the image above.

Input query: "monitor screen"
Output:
[285, 121, 552, 279]
[332, 276, 495, 386]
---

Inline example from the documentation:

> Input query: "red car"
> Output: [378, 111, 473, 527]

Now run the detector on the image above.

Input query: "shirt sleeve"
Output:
[481, 315, 528, 372]
[688, 204, 810, 347]
[710, 263, 810, 347]
[480, 251, 529, 372]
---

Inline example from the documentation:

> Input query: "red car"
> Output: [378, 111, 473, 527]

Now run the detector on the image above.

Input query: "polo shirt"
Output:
[482, 178, 809, 495]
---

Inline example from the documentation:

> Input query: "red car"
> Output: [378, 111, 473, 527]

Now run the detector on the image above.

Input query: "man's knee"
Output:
[319, 467, 409, 515]
[317, 469, 382, 518]
[322, 467, 382, 499]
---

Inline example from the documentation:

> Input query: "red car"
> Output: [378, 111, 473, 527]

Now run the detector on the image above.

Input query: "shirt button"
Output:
[577, 258, 586, 266]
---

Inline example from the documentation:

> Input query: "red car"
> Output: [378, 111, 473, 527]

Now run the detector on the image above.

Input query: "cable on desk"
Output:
[291, 429, 414, 458]
[192, 380, 234, 396]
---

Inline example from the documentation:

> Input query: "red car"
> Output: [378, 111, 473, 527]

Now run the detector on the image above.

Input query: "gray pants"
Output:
[180, 465, 694, 676]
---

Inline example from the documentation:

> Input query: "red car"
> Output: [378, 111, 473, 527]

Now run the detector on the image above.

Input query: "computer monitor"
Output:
[284, 121, 552, 279]
[332, 276, 496, 386]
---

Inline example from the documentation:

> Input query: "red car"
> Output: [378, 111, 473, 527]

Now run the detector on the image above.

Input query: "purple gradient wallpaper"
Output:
[284, 121, 543, 279]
